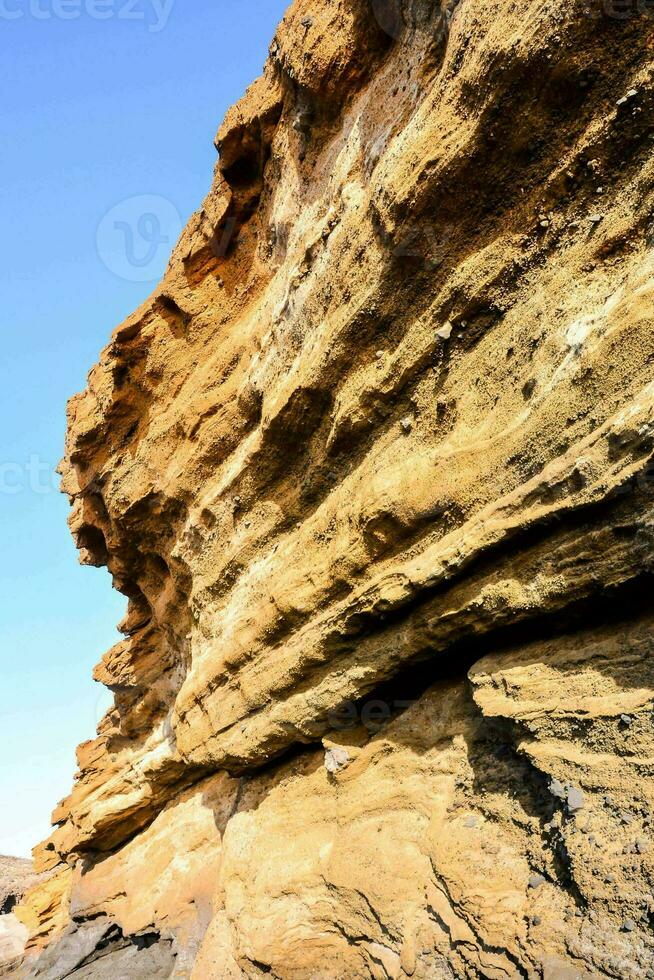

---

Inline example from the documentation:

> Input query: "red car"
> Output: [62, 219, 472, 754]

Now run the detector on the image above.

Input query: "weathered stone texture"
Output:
[9, 0, 654, 976]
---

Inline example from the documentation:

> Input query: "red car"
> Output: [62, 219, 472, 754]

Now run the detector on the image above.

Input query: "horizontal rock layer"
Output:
[12, 0, 654, 977]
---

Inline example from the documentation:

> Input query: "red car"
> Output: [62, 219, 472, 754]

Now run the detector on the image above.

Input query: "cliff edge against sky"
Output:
[5, 0, 654, 977]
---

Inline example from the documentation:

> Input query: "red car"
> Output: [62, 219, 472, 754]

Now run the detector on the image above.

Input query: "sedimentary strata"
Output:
[9, 0, 654, 976]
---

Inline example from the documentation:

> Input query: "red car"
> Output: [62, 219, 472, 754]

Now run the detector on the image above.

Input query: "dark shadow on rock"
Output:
[22, 920, 175, 980]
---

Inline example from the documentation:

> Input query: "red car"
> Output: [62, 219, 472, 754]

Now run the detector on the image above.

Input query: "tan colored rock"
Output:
[20, 0, 654, 976]
[0, 856, 55, 973]
[68, 773, 238, 974]
[13, 866, 72, 951]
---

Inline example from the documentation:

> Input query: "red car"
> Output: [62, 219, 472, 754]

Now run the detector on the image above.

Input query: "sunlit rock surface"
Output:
[11, 0, 654, 976]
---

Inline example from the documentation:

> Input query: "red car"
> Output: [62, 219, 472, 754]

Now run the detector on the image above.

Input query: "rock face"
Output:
[0, 858, 40, 974]
[0, 858, 42, 918]
[12, 0, 654, 977]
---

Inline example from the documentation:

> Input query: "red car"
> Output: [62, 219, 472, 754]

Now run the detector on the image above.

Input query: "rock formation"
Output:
[7, 0, 654, 976]
[0, 859, 43, 918]
[0, 858, 49, 974]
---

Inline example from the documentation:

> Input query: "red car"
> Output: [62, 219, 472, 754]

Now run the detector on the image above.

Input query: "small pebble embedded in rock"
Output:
[549, 778, 566, 800]
[566, 785, 585, 814]
[324, 746, 350, 774]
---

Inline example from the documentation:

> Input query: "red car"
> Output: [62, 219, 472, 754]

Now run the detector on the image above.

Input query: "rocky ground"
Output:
[7, 0, 654, 977]
[0, 858, 40, 916]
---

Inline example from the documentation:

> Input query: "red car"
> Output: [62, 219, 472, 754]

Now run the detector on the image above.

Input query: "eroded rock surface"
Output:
[0, 858, 52, 975]
[0, 858, 43, 918]
[13, 0, 654, 976]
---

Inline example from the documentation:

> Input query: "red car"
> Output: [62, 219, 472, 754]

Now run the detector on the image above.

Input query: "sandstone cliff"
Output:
[7, 0, 654, 977]
[0, 858, 51, 975]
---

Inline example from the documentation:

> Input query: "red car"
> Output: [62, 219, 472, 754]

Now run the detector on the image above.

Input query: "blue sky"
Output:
[0, 0, 289, 858]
